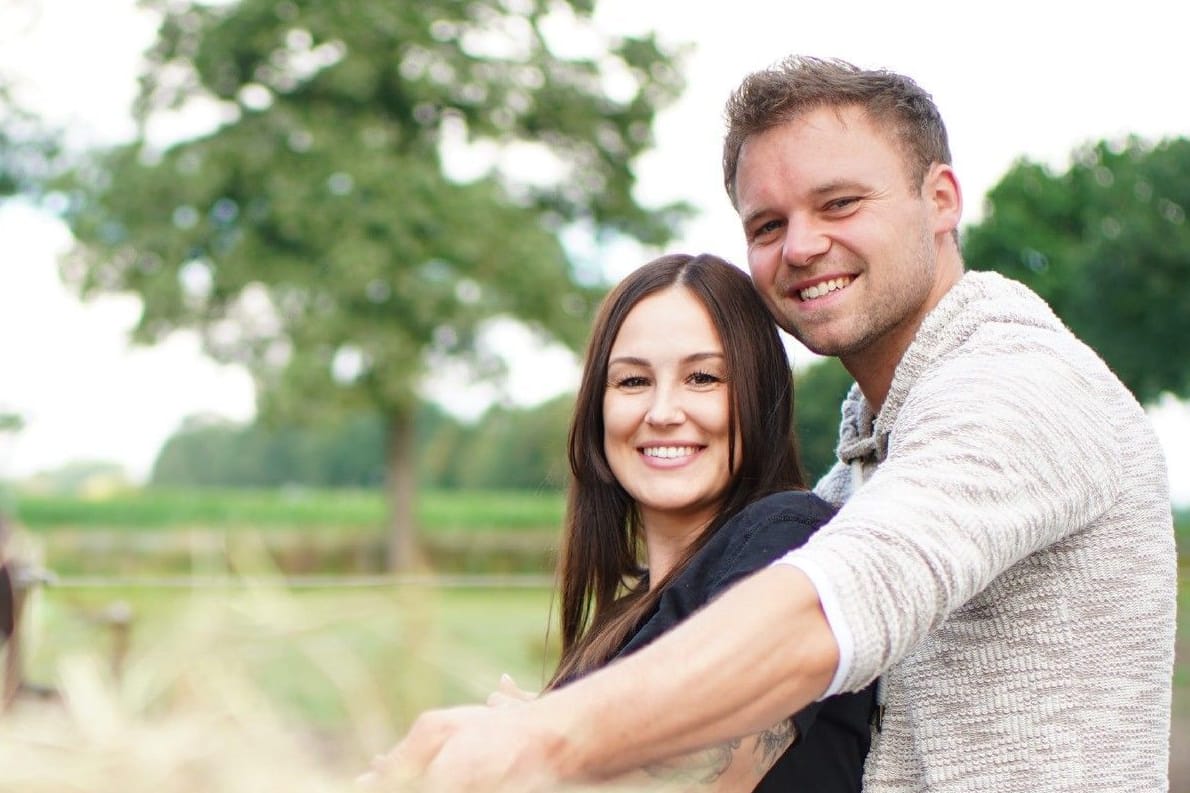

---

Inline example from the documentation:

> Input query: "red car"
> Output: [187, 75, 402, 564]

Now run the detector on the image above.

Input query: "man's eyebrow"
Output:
[809, 178, 869, 197]
[740, 179, 871, 228]
[740, 207, 770, 230]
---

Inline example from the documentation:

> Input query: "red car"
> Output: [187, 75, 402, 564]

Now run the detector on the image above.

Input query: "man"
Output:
[372, 56, 1176, 792]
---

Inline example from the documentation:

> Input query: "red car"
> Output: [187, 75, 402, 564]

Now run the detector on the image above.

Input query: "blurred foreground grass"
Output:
[1, 493, 1185, 791]
[25, 582, 557, 722]
[2, 580, 556, 792]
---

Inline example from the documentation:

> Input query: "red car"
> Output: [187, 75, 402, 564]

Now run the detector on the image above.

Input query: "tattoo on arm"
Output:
[753, 718, 797, 773]
[637, 718, 796, 787]
[643, 737, 743, 784]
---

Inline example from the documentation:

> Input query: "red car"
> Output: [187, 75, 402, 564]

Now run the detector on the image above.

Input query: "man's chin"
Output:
[785, 326, 847, 357]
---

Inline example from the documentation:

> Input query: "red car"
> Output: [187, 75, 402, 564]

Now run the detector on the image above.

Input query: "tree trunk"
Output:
[384, 409, 420, 573]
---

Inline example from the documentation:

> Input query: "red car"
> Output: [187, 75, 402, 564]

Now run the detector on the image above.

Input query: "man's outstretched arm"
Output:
[372, 564, 838, 792]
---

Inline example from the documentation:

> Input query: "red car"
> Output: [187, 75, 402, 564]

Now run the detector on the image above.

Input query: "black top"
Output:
[615, 490, 874, 793]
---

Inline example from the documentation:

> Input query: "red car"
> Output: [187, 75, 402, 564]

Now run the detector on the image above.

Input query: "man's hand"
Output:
[358, 702, 570, 793]
[358, 565, 835, 791]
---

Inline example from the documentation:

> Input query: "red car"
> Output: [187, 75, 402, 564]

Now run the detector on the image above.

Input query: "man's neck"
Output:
[845, 257, 965, 412]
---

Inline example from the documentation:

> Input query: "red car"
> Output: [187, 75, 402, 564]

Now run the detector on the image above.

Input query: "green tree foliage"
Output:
[450, 395, 572, 490]
[151, 395, 574, 492]
[0, 81, 58, 200]
[963, 137, 1190, 404]
[22, 460, 132, 495]
[151, 412, 387, 488]
[59, 0, 687, 568]
[793, 358, 854, 484]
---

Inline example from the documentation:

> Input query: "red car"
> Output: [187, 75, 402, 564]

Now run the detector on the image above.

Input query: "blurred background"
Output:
[0, 0, 1187, 790]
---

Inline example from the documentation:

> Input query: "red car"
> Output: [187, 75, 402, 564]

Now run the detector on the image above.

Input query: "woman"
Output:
[506, 253, 873, 791]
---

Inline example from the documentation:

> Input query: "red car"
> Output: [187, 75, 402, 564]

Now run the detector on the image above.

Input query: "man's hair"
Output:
[722, 56, 952, 207]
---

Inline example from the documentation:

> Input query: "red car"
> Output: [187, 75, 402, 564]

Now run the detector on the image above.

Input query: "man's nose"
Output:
[782, 214, 830, 267]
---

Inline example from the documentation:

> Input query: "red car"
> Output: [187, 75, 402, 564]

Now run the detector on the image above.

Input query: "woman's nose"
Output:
[644, 385, 685, 426]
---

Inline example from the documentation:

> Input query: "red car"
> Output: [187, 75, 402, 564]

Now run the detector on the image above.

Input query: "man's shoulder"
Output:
[919, 316, 1136, 415]
[911, 275, 1131, 407]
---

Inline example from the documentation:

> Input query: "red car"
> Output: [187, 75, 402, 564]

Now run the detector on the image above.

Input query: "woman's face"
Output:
[602, 286, 737, 534]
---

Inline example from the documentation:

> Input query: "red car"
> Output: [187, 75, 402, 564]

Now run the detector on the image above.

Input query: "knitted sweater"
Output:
[788, 271, 1176, 791]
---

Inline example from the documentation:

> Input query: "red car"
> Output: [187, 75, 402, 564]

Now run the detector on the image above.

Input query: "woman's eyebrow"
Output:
[607, 351, 724, 367]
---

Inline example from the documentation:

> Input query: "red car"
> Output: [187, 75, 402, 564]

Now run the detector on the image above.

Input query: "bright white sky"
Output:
[0, 0, 1188, 503]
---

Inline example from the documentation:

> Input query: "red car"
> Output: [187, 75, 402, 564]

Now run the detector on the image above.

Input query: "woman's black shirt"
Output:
[615, 490, 874, 793]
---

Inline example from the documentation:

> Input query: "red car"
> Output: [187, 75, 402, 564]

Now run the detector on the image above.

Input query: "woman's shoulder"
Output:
[616, 490, 838, 659]
[697, 490, 837, 588]
[728, 489, 837, 532]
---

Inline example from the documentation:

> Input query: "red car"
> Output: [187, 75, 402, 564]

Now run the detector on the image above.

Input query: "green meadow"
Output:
[11, 488, 565, 534]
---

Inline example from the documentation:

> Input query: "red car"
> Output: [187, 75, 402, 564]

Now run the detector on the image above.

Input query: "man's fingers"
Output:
[360, 708, 463, 790]
[356, 747, 421, 792]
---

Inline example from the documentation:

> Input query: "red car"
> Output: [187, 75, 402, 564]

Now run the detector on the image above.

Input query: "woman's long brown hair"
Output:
[548, 253, 806, 688]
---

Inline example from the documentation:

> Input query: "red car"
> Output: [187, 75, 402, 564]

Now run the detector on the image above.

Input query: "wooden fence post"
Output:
[1, 559, 56, 712]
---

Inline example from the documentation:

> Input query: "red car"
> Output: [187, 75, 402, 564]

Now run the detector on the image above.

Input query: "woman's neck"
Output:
[639, 507, 717, 589]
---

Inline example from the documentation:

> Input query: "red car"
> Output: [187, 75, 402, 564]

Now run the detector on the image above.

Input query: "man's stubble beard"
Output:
[782, 227, 937, 362]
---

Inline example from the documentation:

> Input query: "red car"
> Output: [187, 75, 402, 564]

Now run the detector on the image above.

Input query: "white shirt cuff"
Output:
[771, 553, 853, 699]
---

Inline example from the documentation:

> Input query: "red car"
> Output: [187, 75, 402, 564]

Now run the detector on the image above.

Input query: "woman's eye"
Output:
[613, 375, 649, 389]
[688, 370, 722, 386]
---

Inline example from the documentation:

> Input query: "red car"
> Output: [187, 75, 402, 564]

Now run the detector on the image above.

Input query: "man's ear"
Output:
[923, 162, 962, 236]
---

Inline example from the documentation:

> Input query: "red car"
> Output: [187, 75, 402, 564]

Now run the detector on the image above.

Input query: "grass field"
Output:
[4, 490, 1188, 788]
[22, 582, 558, 724]
[4, 580, 558, 792]
[8, 487, 566, 534]
[7, 488, 569, 575]
[12, 571, 1190, 789]
[11, 488, 1186, 542]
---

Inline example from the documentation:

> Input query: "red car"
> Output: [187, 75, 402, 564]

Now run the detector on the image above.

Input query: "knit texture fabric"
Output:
[800, 271, 1176, 791]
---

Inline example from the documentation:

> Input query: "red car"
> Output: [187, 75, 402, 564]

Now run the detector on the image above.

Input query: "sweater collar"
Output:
[834, 270, 1060, 466]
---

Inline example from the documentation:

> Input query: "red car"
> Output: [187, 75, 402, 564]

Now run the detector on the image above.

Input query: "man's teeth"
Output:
[643, 446, 698, 459]
[799, 276, 853, 301]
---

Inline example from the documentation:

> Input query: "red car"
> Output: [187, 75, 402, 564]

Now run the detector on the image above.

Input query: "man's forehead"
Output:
[747, 105, 879, 152]
[734, 107, 909, 205]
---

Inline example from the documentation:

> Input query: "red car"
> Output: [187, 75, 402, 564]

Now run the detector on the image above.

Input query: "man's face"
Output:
[735, 105, 951, 372]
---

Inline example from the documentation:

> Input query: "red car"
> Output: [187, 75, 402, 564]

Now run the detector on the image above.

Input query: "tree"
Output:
[1, 0, 61, 202]
[150, 396, 573, 491]
[793, 358, 854, 483]
[0, 81, 57, 200]
[452, 394, 572, 490]
[59, 0, 688, 569]
[963, 137, 1190, 404]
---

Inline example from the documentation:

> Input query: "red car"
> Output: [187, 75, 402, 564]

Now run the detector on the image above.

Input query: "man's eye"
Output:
[751, 219, 782, 239]
[825, 197, 860, 212]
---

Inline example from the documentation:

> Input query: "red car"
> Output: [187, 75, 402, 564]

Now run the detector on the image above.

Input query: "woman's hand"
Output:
[487, 673, 538, 708]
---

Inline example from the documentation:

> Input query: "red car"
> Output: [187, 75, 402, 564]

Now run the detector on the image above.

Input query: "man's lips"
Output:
[789, 274, 855, 302]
